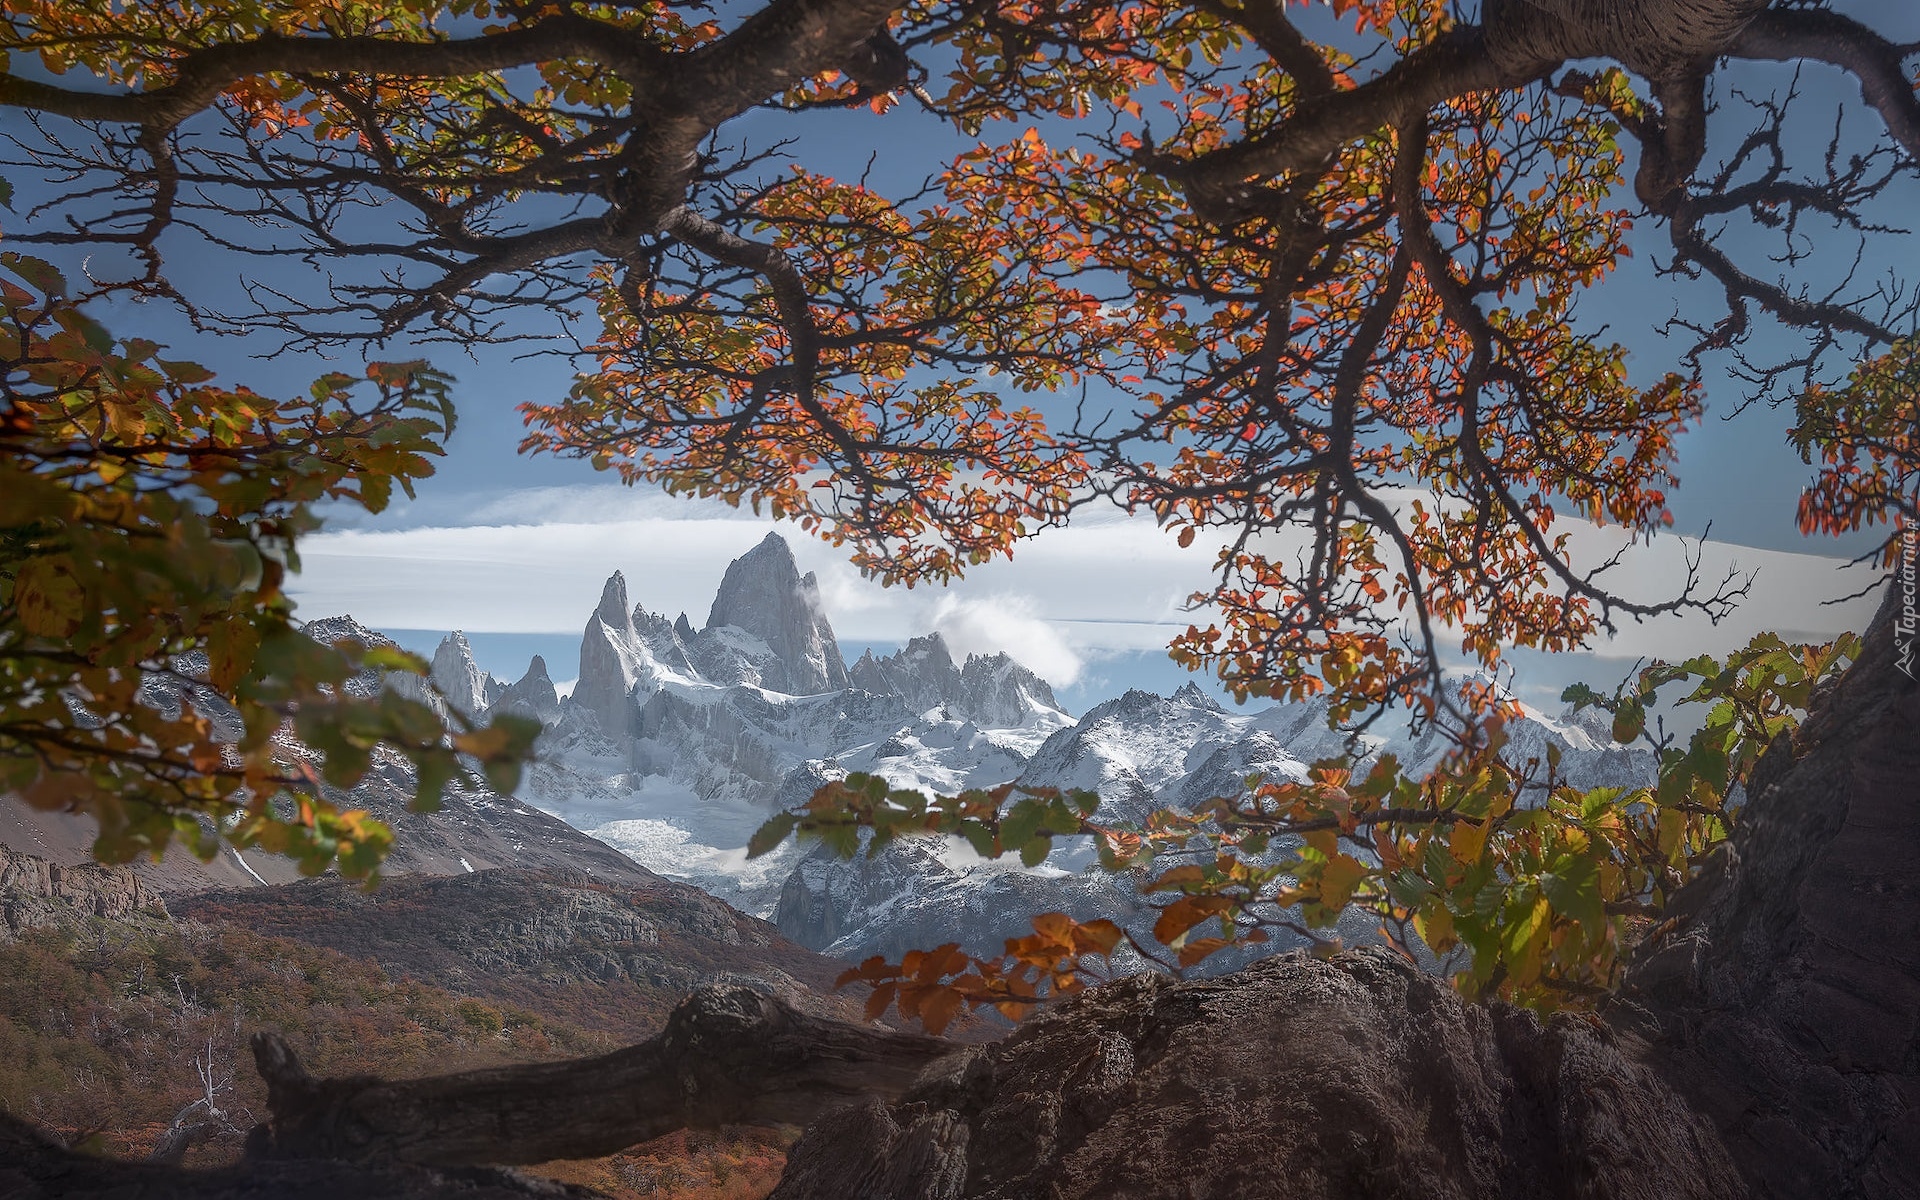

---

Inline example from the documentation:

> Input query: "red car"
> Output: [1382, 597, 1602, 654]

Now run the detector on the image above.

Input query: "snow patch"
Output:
[229, 848, 268, 886]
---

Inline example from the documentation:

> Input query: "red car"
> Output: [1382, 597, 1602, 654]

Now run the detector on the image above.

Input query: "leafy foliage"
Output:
[0, 0, 1907, 1030]
[6, 0, 1910, 735]
[0, 254, 538, 875]
[1791, 336, 1920, 552]
[755, 633, 1858, 1027]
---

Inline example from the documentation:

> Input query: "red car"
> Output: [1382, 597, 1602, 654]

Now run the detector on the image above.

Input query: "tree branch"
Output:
[1152, 27, 1517, 222]
[248, 985, 955, 1167]
[1730, 8, 1920, 164]
[0, 19, 649, 130]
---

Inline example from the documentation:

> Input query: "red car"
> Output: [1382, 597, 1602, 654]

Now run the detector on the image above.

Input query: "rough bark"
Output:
[1481, 0, 1771, 79]
[247, 983, 954, 1167]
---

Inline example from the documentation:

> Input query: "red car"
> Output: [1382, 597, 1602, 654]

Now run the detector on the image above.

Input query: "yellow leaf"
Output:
[13, 557, 84, 638]
[1318, 853, 1370, 910]
[1450, 817, 1491, 865]
[1414, 904, 1455, 952]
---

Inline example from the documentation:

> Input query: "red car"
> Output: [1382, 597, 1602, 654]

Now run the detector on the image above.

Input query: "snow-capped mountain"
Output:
[408, 532, 1660, 967]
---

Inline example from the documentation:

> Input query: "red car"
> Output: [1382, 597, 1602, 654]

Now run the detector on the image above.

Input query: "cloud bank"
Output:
[288, 486, 1883, 687]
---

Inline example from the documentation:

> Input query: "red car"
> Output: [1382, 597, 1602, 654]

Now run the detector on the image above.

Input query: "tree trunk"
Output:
[247, 984, 955, 1167]
[1482, 0, 1771, 77]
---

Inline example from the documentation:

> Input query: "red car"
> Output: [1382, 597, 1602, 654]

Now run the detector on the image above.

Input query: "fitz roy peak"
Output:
[441, 531, 1661, 968]
[704, 531, 849, 695]
[571, 533, 864, 745]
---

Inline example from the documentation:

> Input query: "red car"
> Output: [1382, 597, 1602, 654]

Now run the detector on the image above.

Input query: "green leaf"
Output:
[413, 753, 457, 813]
[749, 811, 800, 859]
[0, 252, 65, 299]
[998, 798, 1048, 854]
[1539, 858, 1604, 936]
[1611, 697, 1645, 744]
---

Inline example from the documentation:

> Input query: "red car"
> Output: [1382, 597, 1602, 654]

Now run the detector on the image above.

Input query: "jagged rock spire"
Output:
[577, 571, 644, 738]
[704, 532, 849, 695]
[430, 630, 498, 718]
[493, 654, 561, 724]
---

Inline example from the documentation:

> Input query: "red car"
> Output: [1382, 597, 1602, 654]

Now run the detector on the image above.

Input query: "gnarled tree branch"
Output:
[248, 985, 956, 1167]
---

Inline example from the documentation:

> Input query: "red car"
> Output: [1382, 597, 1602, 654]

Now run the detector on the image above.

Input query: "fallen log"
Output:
[248, 984, 955, 1167]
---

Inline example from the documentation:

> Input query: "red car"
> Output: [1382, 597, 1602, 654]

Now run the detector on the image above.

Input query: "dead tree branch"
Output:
[247, 985, 956, 1167]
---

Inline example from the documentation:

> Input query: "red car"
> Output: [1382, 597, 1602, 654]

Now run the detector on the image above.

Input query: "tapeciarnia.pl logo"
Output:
[1898, 525, 1918, 681]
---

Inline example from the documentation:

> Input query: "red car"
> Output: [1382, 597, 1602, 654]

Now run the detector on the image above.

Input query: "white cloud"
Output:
[287, 486, 1883, 687]
[931, 594, 1085, 685]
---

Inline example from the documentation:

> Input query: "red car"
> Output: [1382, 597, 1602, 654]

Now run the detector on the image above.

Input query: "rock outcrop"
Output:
[1615, 596, 1920, 1199]
[702, 531, 849, 696]
[768, 947, 1743, 1200]
[0, 842, 166, 936]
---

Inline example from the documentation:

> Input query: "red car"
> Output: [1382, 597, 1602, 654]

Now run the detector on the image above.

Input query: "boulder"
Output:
[769, 948, 1742, 1200]
[1616, 594, 1920, 1198]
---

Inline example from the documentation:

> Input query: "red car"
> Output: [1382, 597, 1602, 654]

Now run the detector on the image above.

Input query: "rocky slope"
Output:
[0, 841, 167, 936]
[174, 865, 858, 1033]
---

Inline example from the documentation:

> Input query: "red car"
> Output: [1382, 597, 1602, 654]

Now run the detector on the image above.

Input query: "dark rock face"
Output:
[1617, 600, 1920, 1199]
[703, 531, 849, 696]
[769, 948, 1742, 1200]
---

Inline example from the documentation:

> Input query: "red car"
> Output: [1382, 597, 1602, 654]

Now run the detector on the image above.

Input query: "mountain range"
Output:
[405, 531, 1657, 965]
[1, 528, 1655, 971]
